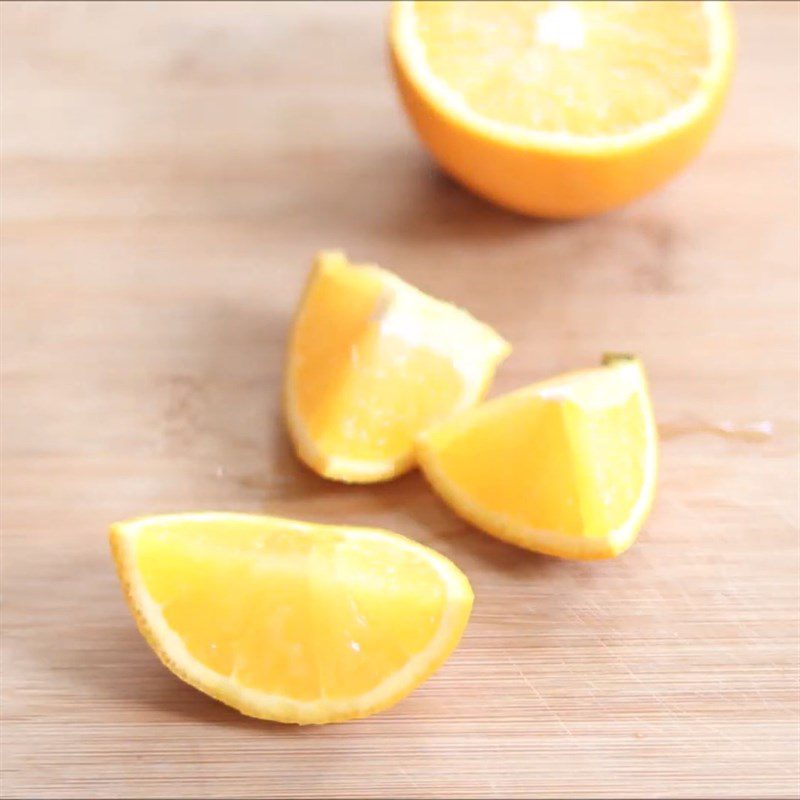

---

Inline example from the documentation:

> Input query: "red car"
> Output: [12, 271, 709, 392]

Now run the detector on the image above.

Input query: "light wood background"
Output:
[2, 2, 798, 798]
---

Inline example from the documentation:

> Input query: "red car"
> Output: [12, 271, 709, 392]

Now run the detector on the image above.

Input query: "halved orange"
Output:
[390, 1, 735, 217]
[110, 512, 473, 724]
[417, 355, 657, 559]
[285, 251, 510, 483]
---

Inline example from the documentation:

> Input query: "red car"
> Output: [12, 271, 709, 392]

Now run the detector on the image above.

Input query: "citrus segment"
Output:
[416, 355, 657, 559]
[110, 512, 473, 724]
[285, 251, 510, 482]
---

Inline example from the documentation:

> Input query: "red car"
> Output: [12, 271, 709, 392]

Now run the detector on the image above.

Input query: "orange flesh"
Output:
[421, 380, 648, 539]
[291, 259, 476, 465]
[133, 518, 446, 701]
[415, 1, 712, 136]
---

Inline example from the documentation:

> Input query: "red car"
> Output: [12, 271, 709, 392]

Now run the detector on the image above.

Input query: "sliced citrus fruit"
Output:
[390, 1, 735, 217]
[285, 251, 510, 483]
[110, 512, 473, 724]
[417, 355, 657, 559]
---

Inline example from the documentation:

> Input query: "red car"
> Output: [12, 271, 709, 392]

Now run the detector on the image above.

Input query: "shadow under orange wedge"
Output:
[285, 251, 509, 483]
[417, 355, 658, 560]
[390, 1, 735, 218]
[110, 513, 473, 724]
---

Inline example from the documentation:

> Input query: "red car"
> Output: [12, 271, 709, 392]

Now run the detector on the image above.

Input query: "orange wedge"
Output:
[285, 251, 510, 483]
[390, 1, 735, 217]
[110, 512, 473, 724]
[417, 355, 657, 559]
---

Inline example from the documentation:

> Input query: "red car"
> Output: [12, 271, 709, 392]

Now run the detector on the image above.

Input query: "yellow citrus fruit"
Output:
[285, 251, 510, 483]
[390, 1, 735, 218]
[110, 512, 473, 724]
[417, 355, 657, 560]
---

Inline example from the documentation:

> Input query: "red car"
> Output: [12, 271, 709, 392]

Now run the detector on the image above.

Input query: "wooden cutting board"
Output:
[2, 2, 798, 798]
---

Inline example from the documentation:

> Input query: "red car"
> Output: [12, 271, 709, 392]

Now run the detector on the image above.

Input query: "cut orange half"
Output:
[285, 251, 510, 483]
[110, 512, 473, 724]
[417, 355, 657, 559]
[390, 1, 735, 217]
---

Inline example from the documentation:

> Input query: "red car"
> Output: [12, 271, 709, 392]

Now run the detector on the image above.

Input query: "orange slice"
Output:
[285, 251, 510, 483]
[417, 355, 657, 559]
[110, 512, 473, 724]
[390, 1, 735, 217]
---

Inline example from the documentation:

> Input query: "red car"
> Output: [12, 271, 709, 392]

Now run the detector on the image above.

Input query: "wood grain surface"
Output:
[2, 2, 798, 798]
